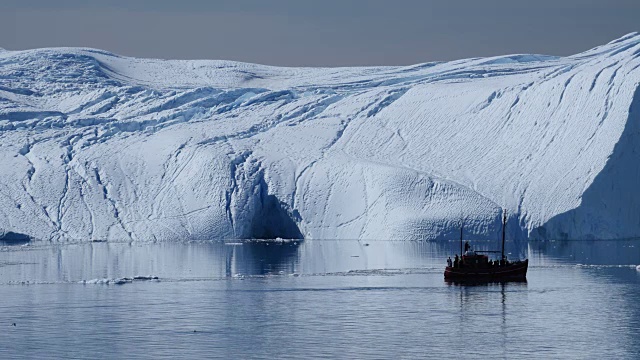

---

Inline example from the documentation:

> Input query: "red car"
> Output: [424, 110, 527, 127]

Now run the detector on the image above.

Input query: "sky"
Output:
[1, 0, 639, 66]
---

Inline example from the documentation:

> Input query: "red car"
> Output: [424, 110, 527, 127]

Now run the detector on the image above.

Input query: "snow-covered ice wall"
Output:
[1, 33, 640, 242]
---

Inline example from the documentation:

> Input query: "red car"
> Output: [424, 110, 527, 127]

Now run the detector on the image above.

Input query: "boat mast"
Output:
[501, 210, 507, 260]
[460, 218, 464, 255]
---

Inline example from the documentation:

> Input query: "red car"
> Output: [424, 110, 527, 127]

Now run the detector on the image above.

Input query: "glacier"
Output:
[1, 33, 640, 242]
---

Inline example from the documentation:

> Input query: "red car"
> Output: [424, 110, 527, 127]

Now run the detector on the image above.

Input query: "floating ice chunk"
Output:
[81, 277, 137, 284]
[81, 278, 110, 284]
[133, 275, 159, 281]
[113, 277, 133, 284]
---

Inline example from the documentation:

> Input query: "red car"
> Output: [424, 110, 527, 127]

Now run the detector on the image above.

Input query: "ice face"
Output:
[1, 33, 640, 241]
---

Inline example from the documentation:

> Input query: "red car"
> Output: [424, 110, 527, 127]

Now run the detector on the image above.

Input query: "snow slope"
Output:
[1, 33, 640, 241]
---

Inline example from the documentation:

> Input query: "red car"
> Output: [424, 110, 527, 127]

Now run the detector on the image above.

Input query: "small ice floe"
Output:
[133, 275, 159, 281]
[81, 278, 111, 285]
[636, 265, 640, 271]
[112, 277, 133, 285]
[81, 275, 160, 284]
[9, 280, 33, 285]
[81, 277, 130, 285]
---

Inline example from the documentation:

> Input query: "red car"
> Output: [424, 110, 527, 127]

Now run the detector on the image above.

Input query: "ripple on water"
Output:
[0, 240, 639, 359]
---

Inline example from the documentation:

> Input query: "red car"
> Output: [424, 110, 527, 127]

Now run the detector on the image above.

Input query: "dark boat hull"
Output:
[444, 259, 528, 281]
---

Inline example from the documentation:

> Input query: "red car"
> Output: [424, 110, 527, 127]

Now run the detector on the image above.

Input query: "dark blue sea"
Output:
[0, 239, 639, 359]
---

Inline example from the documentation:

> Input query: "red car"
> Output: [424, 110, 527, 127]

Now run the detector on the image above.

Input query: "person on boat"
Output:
[500, 256, 507, 266]
[447, 257, 452, 267]
[454, 254, 459, 268]
[464, 241, 470, 252]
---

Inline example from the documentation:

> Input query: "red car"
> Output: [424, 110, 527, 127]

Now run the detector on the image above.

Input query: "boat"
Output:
[444, 211, 528, 281]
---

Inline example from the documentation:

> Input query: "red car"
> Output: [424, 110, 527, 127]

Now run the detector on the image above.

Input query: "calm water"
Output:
[0, 239, 639, 359]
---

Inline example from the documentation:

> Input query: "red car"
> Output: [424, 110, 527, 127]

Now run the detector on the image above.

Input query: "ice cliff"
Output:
[1, 33, 640, 241]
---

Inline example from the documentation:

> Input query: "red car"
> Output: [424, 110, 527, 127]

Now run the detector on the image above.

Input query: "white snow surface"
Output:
[1, 34, 640, 242]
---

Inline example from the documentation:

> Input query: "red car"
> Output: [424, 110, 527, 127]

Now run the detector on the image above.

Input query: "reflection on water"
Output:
[0, 239, 534, 283]
[0, 240, 304, 284]
[444, 278, 528, 286]
[0, 238, 638, 284]
[529, 239, 640, 265]
[0, 239, 639, 359]
[224, 240, 301, 276]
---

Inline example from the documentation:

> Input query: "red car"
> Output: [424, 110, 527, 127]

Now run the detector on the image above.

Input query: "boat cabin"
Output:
[462, 252, 489, 267]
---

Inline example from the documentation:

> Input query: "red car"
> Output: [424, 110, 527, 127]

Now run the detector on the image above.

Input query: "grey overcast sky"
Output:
[1, 0, 639, 66]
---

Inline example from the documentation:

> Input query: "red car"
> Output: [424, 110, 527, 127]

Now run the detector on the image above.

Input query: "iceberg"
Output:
[1, 34, 640, 241]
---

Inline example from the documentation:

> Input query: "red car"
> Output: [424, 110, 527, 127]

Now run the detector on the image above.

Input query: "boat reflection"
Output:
[445, 278, 528, 286]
